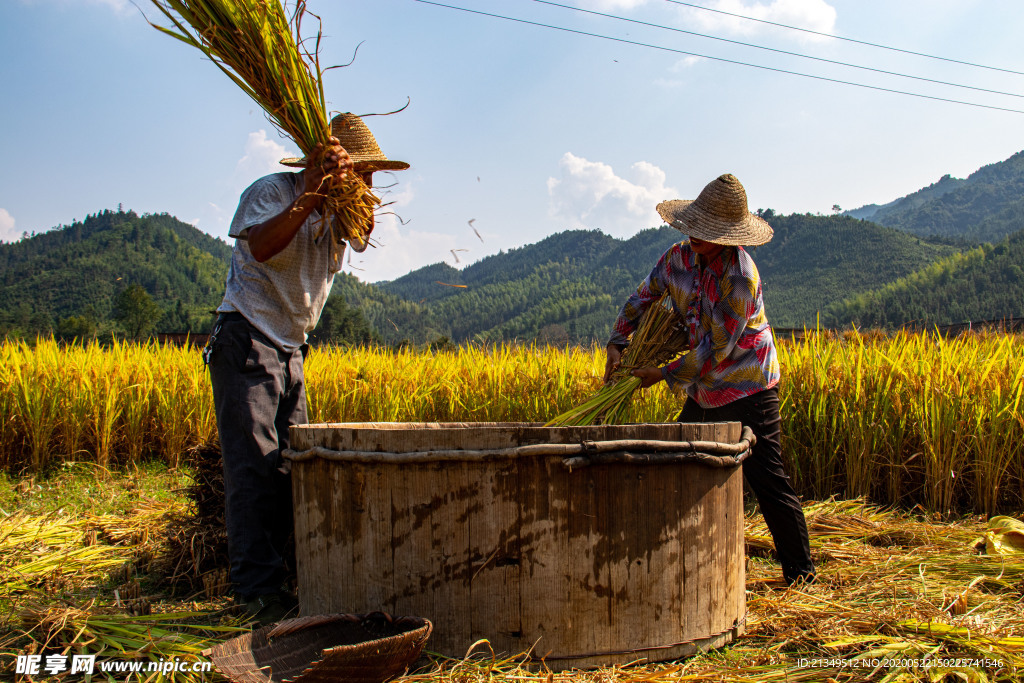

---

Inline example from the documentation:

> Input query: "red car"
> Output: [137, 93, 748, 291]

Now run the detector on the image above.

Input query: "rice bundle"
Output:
[546, 293, 688, 426]
[163, 442, 231, 596]
[148, 0, 378, 244]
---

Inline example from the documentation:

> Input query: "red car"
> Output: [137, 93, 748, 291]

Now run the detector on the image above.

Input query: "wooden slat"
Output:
[518, 454, 570, 659]
[562, 465, 606, 658]
[466, 458, 521, 654]
[387, 462, 435, 623]
[326, 458, 362, 612]
[298, 458, 334, 615]
[430, 461, 472, 655]
[352, 463, 393, 614]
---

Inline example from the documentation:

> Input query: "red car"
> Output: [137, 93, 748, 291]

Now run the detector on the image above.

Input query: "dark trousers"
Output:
[677, 386, 815, 584]
[207, 313, 306, 598]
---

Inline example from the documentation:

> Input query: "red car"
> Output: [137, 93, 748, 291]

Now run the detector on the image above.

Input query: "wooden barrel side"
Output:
[290, 422, 746, 669]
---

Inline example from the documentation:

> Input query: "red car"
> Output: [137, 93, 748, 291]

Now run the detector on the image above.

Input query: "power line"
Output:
[412, 0, 1024, 115]
[531, 0, 1024, 100]
[664, 0, 1024, 77]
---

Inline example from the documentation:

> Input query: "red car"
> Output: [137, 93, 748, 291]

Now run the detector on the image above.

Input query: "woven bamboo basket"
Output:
[204, 612, 432, 683]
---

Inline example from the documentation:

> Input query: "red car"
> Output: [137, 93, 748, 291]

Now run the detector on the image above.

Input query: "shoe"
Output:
[243, 591, 299, 626]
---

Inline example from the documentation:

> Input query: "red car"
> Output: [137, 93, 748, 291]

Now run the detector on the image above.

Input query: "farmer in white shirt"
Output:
[205, 114, 408, 624]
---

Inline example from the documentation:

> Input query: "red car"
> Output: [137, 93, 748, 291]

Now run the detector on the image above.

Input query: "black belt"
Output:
[216, 311, 246, 324]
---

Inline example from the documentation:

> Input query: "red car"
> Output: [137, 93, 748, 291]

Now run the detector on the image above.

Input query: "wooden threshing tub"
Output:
[285, 421, 750, 670]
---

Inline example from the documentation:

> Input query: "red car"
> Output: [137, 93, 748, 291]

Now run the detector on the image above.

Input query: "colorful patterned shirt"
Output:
[608, 241, 780, 409]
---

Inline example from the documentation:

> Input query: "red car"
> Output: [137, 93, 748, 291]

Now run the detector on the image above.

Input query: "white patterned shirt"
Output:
[217, 172, 343, 353]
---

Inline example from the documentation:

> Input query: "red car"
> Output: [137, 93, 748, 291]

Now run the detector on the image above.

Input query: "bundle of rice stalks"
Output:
[148, 0, 378, 245]
[89, 499, 177, 547]
[0, 512, 137, 596]
[19, 601, 244, 678]
[162, 442, 230, 597]
[546, 293, 687, 426]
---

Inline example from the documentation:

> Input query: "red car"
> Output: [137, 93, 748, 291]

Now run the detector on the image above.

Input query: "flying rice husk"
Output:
[546, 293, 688, 426]
[147, 0, 377, 245]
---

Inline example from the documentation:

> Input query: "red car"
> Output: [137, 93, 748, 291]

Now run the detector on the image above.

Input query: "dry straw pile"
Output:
[3, 493, 1022, 682]
[0, 499, 246, 680]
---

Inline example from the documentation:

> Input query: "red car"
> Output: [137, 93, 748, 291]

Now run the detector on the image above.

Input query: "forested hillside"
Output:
[0, 210, 231, 338]
[4, 165, 1021, 345]
[345, 228, 681, 345]
[823, 228, 1024, 329]
[339, 217, 962, 344]
[753, 212, 959, 326]
[847, 150, 1024, 244]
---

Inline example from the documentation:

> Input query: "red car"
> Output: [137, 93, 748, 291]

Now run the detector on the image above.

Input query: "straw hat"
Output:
[281, 113, 409, 171]
[657, 174, 773, 246]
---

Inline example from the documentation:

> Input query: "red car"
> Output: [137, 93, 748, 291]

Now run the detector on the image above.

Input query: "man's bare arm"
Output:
[247, 138, 353, 262]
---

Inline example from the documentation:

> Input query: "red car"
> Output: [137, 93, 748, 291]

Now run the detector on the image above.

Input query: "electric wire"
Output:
[664, 0, 1024, 77]
[412, 0, 1024, 115]
[530, 0, 1023, 100]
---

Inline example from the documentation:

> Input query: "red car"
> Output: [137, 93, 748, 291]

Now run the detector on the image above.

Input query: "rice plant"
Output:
[147, 0, 378, 245]
[545, 293, 687, 426]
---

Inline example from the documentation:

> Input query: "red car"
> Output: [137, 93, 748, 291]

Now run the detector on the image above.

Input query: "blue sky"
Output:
[2, 0, 1023, 281]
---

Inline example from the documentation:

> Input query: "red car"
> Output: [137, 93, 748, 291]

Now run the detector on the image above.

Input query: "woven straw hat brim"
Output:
[279, 157, 410, 172]
[656, 173, 773, 246]
[280, 112, 408, 171]
[657, 199, 773, 246]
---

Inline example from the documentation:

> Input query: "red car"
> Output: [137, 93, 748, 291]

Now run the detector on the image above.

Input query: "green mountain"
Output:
[845, 174, 966, 222]
[0, 209, 232, 338]
[6, 157, 1020, 345]
[847, 150, 1024, 243]
[341, 228, 678, 345]
[752, 212, 959, 327]
[335, 216, 960, 345]
[823, 229, 1024, 329]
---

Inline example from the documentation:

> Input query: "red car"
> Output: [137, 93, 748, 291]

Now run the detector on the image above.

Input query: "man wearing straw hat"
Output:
[205, 113, 408, 624]
[605, 173, 815, 586]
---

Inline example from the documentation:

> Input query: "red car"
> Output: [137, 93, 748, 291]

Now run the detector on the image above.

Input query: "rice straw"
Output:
[546, 293, 687, 426]
[147, 0, 379, 243]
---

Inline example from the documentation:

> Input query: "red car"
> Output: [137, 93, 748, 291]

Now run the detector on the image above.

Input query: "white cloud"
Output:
[346, 181, 466, 282]
[672, 56, 706, 71]
[0, 209, 17, 242]
[186, 199, 233, 239]
[233, 130, 297, 188]
[546, 153, 677, 237]
[657, 56, 706, 87]
[188, 129, 299, 236]
[584, 0, 651, 10]
[679, 0, 837, 42]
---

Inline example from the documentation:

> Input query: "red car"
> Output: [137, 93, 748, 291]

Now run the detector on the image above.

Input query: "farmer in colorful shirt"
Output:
[206, 114, 408, 624]
[606, 173, 815, 586]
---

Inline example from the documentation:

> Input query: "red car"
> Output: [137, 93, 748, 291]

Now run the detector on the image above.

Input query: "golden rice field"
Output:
[1, 331, 1022, 514]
